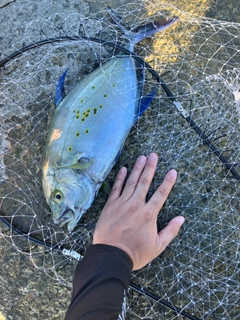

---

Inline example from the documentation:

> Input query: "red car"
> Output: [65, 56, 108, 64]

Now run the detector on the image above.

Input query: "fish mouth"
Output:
[54, 208, 74, 228]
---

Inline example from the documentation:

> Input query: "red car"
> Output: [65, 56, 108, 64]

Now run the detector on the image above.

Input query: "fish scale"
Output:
[42, 8, 178, 231]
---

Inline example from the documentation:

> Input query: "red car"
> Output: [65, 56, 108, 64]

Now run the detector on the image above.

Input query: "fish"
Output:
[42, 7, 178, 232]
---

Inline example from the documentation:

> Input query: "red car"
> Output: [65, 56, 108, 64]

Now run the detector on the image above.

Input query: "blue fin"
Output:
[55, 68, 69, 107]
[131, 18, 179, 47]
[107, 7, 178, 51]
[135, 88, 156, 120]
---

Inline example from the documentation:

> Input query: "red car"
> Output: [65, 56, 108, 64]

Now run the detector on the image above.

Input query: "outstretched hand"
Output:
[93, 153, 184, 270]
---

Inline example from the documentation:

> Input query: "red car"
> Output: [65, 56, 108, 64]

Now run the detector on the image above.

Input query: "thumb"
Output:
[157, 216, 185, 253]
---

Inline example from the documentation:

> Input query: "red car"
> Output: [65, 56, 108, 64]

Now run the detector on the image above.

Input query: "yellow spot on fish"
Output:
[100, 104, 103, 108]
[94, 108, 97, 115]
[112, 84, 116, 87]
[80, 98, 84, 104]
[81, 108, 91, 121]
[73, 110, 76, 113]
[48, 129, 62, 146]
[77, 110, 80, 114]
[92, 86, 95, 89]
[76, 114, 80, 119]
[68, 146, 72, 152]
[104, 94, 107, 98]
[76, 132, 80, 137]
[85, 129, 89, 134]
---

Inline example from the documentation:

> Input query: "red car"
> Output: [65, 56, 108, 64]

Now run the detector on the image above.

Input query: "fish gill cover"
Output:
[0, 1, 239, 319]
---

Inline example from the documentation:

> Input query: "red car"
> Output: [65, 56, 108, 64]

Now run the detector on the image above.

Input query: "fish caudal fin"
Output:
[55, 68, 69, 107]
[107, 6, 178, 51]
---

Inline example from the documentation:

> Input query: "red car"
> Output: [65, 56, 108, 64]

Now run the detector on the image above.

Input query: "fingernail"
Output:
[177, 216, 185, 226]
[148, 153, 157, 161]
[138, 155, 147, 164]
[168, 169, 177, 178]
[120, 167, 127, 174]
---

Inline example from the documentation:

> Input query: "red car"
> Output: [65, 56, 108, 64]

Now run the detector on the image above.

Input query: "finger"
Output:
[108, 166, 127, 201]
[121, 155, 147, 200]
[148, 169, 177, 213]
[133, 153, 158, 200]
[157, 216, 185, 253]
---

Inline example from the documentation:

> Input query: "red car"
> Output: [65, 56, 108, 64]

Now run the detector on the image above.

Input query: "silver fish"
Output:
[42, 7, 178, 231]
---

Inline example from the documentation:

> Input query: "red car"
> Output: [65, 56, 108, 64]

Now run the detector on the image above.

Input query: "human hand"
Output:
[93, 153, 184, 270]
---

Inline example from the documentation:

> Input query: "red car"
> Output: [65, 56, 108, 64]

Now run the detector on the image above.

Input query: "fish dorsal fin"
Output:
[55, 68, 69, 107]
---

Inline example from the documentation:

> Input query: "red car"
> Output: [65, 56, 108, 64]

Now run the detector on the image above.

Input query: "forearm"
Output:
[64, 244, 133, 320]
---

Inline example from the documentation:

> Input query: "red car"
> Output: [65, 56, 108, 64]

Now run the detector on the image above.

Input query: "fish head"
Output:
[43, 168, 96, 232]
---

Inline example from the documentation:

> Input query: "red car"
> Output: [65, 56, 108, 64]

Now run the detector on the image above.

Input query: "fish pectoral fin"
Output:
[60, 163, 88, 170]
[59, 157, 92, 170]
[55, 68, 69, 107]
[136, 87, 156, 120]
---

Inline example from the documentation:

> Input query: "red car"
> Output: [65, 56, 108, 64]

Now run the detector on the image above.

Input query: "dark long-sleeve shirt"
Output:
[64, 244, 133, 320]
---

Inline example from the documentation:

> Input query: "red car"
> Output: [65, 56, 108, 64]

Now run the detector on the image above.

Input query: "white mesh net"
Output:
[0, 1, 239, 319]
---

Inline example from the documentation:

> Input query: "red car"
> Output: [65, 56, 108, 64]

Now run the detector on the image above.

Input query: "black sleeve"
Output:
[64, 244, 133, 320]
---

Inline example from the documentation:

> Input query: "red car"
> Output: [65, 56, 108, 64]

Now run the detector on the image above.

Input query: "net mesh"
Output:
[0, 1, 239, 319]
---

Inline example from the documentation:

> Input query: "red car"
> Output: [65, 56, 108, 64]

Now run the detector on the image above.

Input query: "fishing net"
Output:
[0, 1, 239, 319]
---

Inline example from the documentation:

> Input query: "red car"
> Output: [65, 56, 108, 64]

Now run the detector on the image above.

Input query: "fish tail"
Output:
[107, 6, 178, 51]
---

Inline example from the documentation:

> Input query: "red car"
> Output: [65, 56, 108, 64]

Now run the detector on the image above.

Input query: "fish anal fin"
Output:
[136, 87, 156, 120]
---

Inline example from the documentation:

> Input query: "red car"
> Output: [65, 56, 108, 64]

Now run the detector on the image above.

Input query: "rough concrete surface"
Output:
[0, 0, 239, 319]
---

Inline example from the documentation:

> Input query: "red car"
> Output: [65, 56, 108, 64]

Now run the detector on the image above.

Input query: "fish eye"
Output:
[52, 191, 63, 202]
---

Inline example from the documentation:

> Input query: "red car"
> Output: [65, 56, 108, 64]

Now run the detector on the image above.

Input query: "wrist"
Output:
[93, 240, 134, 269]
